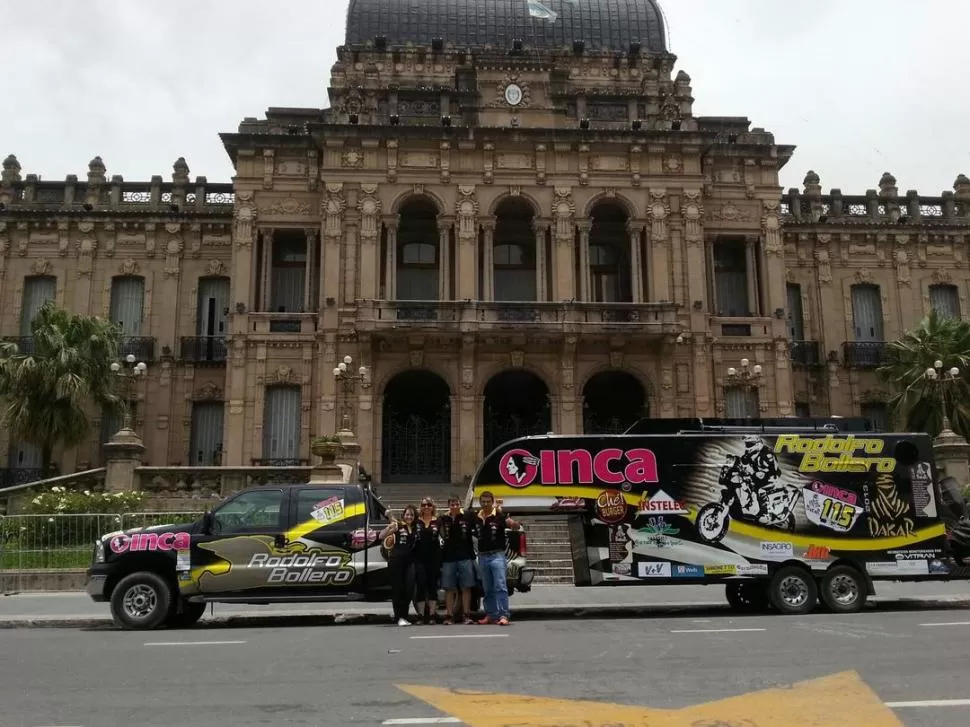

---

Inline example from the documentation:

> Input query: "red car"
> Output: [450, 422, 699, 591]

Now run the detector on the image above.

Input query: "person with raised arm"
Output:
[472, 491, 520, 626]
[380, 505, 418, 626]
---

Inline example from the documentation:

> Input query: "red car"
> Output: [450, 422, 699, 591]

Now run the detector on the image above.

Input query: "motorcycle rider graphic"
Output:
[696, 436, 800, 544]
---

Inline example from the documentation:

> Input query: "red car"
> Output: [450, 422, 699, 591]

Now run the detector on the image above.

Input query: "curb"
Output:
[1, 596, 967, 630]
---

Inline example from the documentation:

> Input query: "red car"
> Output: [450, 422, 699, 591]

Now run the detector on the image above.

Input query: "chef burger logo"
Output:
[595, 489, 628, 524]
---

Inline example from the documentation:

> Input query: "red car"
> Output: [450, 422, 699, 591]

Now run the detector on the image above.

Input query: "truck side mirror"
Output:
[201, 511, 215, 535]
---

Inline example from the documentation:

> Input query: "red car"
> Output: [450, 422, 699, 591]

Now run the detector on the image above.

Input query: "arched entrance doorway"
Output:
[483, 370, 551, 455]
[381, 370, 451, 483]
[583, 371, 647, 434]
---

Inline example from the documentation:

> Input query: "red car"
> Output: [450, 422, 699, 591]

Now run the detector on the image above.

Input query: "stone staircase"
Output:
[516, 514, 576, 585]
[372, 482, 464, 513]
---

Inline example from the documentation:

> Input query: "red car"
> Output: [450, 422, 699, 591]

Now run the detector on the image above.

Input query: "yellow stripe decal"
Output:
[286, 501, 367, 541]
[476, 484, 947, 550]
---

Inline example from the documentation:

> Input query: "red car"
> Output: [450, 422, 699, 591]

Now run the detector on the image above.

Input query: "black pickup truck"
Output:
[86, 481, 534, 630]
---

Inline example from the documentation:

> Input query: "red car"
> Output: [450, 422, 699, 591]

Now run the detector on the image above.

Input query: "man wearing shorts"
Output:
[439, 495, 476, 625]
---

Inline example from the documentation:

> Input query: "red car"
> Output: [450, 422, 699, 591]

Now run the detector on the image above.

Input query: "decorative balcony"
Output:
[179, 336, 228, 364]
[251, 458, 310, 467]
[355, 300, 681, 336]
[843, 341, 889, 369]
[790, 340, 822, 367]
[247, 313, 318, 336]
[119, 336, 156, 362]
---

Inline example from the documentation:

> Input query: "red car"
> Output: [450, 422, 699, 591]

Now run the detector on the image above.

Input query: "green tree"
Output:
[878, 309, 970, 437]
[0, 303, 121, 473]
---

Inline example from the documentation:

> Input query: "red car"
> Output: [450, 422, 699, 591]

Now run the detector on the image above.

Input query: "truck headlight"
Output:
[93, 539, 105, 564]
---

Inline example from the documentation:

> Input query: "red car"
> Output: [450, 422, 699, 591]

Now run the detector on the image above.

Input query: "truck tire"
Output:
[768, 566, 817, 615]
[819, 565, 866, 613]
[166, 600, 207, 629]
[110, 572, 173, 631]
[726, 581, 771, 612]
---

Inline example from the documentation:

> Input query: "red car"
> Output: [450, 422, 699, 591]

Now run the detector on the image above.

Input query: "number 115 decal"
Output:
[804, 481, 863, 533]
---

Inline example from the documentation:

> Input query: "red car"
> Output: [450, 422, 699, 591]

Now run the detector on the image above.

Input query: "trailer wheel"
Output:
[726, 581, 771, 612]
[769, 566, 817, 615]
[819, 565, 866, 613]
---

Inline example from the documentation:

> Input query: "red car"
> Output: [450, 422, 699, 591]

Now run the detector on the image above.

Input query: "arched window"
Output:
[395, 198, 440, 300]
[493, 198, 537, 302]
[589, 242, 626, 302]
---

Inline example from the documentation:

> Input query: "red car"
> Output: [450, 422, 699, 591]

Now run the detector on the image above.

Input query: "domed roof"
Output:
[345, 0, 667, 53]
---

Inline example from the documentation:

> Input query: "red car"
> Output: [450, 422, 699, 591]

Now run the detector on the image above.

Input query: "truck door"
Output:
[190, 487, 289, 596]
[280, 485, 365, 594]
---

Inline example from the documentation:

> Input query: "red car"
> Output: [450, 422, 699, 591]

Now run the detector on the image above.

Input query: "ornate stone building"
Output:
[1, 0, 968, 488]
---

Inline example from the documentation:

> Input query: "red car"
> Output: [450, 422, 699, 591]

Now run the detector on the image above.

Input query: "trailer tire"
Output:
[769, 566, 817, 615]
[110, 571, 173, 631]
[726, 581, 771, 612]
[819, 565, 866, 613]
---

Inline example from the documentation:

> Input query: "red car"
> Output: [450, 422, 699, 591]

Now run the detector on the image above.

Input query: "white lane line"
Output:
[919, 621, 970, 627]
[670, 628, 766, 634]
[382, 719, 463, 725]
[887, 699, 970, 708]
[143, 640, 247, 647]
[408, 634, 509, 640]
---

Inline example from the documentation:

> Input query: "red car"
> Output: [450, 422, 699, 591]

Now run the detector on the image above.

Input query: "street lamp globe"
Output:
[740, 358, 749, 368]
[727, 367, 738, 377]
[136, 362, 147, 373]
[332, 367, 342, 377]
[358, 366, 367, 376]
[951, 367, 960, 377]
[338, 362, 348, 373]
[926, 367, 938, 379]
[935, 360, 944, 370]
[126, 354, 136, 364]
[343, 355, 353, 365]
[110, 362, 121, 373]
[753, 364, 763, 375]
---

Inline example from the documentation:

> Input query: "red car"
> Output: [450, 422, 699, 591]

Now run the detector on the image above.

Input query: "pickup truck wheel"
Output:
[819, 565, 866, 613]
[110, 572, 172, 630]
[769, 566, 818, 615]
[166, 600, 206, 629]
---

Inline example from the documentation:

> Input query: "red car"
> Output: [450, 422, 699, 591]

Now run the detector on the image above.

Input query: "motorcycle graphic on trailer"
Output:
[696, 436, 801, 544]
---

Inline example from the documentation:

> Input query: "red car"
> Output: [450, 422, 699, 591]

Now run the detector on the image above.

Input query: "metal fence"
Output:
[0, 512, 206, 572]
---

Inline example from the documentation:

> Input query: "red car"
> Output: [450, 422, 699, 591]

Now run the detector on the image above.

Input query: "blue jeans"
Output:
[478, 551, 509, 619]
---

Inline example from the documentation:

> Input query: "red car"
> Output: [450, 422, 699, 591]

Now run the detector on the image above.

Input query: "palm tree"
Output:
[878, 309, 970, 437]
[0, 303, 121, 473]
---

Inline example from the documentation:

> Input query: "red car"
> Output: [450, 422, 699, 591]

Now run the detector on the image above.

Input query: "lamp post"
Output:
[725, 358, 763, 418]
[925, 359, 961, 431]
[332, 354, 369, 431]
[110, 353, 147, 433]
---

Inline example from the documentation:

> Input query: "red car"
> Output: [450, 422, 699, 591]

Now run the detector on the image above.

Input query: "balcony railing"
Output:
[119, 336, 156, 362]
[251, 458, 310, 467]
[843, 341, 889, 369]
[356, 300, 681, 334]
[180, 336, 227, 364]
[790, 340, 821, 367]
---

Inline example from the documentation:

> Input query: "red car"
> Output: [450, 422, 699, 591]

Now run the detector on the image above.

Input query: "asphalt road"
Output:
[2, 604, 970, 726]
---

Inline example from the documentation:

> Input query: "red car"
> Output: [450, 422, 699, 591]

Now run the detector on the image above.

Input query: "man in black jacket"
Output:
[439, 495, 476, 624]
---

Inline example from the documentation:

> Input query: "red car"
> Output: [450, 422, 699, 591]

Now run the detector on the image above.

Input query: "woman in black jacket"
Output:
[413, 497, 443, 624]
[380, 504, 418, 626]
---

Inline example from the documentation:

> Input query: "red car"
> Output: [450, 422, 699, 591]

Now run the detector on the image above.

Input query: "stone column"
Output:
[534, 221, 549, 301]
[577, 221, 591, 301]
[259, 229, 273, 311]
[384, 219, 398, 300]
[934, 426, 970, 488]
[627, 222, 645, 303]
[744, 236, 759, 316]
[103, 428, 145, 492]
[481, 218, 495, 301]
[438, 220, 451, 300]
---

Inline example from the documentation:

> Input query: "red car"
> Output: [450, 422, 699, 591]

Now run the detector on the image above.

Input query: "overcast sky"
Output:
[6, 0, 967, 196]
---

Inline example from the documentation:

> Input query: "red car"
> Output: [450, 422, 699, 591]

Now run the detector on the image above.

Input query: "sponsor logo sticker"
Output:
[498, 446, 659, 488]
[895, 559, 929, 575]
[805, 545, 831, 560]
[637, 561, 672, 578]
[736, 564, 769, 576]
[637, 489, 689, 516]
[760, 541, 794, 558]
[704, 564, 737, 576]
[310, 496, 346, 525]
[929, 559, 951, 575]
[595, 489, 628, 524]
[866, 561, 899, 576]
[109, 531, 191, 555]
[672, 564, 705, 578]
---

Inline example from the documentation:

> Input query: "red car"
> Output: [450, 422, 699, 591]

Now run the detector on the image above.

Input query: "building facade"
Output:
[1, 0, 969, 487]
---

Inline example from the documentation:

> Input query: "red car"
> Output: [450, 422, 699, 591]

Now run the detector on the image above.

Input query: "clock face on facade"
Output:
[504, 83, 524, 107]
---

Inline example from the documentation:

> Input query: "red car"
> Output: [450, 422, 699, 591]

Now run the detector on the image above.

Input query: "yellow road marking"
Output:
[398, 670, 903, 726]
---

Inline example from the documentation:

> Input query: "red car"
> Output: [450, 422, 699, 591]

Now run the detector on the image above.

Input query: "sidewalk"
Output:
[1, 582, 968, 629]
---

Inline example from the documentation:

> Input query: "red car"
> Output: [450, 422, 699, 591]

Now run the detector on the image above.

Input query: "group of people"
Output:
[378, 490, 520, 627]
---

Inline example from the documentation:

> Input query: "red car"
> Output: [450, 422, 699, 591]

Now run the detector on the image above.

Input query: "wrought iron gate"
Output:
[483, 404, 551, 455]
[382, 411, 450, 483]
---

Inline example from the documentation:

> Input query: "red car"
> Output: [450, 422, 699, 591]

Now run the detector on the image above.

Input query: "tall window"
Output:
[397, 242, 438, 300]
[262, 385, 302, 463]
[861, 402, 889, 431]
[713, 241, 749, 317]
[786, 283, 805, 341]
[850, 284, 884, 341]
[929, 284, 961, 319]
[725, 387, 759, 418]
[109, 276, 145, 337]
[589, 243, 627, 302]
[197, 277, 230, 337]
[20, 276, 56, 338]
[493, 243, 536, 301]
[270, 234, 307, 313]
[190, 401, 225, 465]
